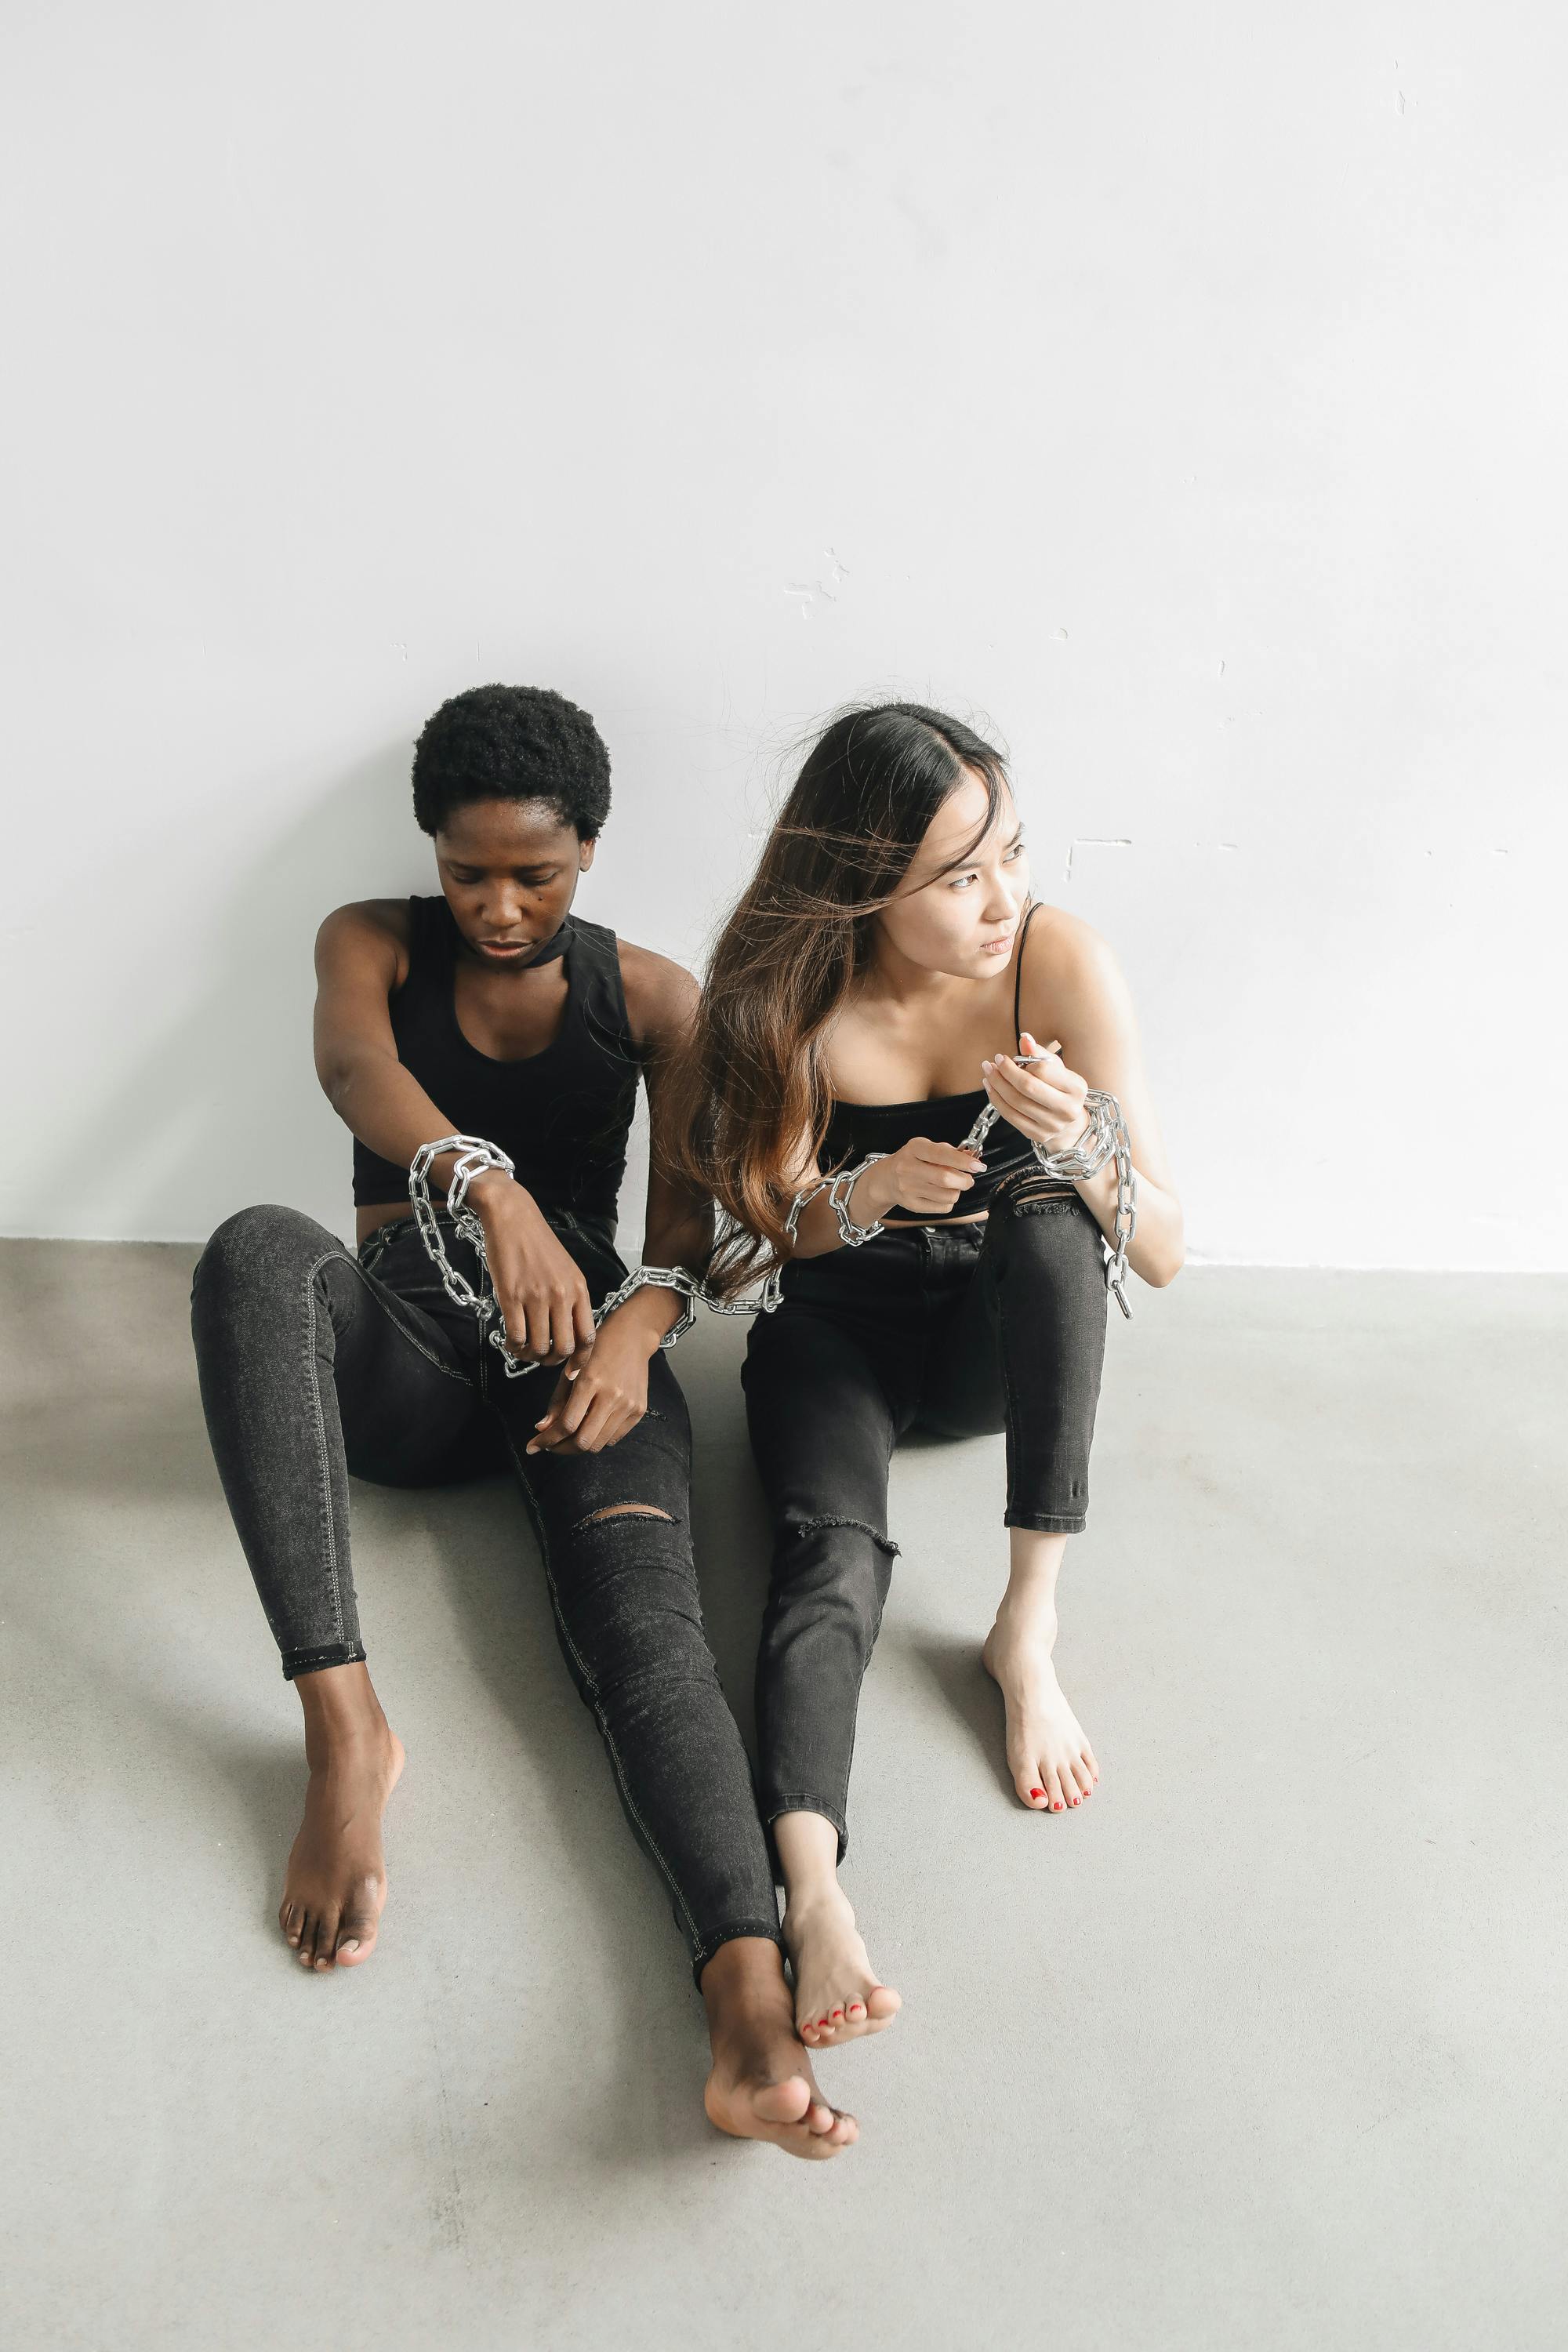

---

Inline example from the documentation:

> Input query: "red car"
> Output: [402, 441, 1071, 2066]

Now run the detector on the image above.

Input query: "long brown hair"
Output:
[664, 701, 1011, 1300]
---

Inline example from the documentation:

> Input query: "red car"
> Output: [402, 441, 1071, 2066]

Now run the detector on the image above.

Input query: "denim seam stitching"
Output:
[345, 1255, 474, 1385]
[503, 1436, 704, 1959]
[301, 1249, 350, 1653]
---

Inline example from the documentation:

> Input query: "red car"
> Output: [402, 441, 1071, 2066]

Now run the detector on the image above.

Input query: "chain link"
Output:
[407, 1079, 1140, 1363]
[960, 1073, 1138, 1318]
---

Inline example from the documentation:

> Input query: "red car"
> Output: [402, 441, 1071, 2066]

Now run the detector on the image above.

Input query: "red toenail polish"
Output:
[1030, 1787, 1044, 1798]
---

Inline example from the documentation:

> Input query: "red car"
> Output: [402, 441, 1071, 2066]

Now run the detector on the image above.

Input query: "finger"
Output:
[549, 1297, 580, 1366]
[984, 1059, 1080, 1118]
[554, 1370, 597, 1436]
[913, 1138, 989, 1171]
[503, 1300, 547, 1361]
[569, 1396, 620, 1454]
[572, 1293, 598, 1354]
[525, 1375, 572, 1450]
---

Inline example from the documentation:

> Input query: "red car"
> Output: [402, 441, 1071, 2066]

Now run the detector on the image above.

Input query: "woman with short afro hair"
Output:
[190, 683, 858, 2162]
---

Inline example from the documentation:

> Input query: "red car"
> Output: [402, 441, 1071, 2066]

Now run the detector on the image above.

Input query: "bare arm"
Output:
[314, 902, 476, 1189]
[597, 953, 717, 1352]
[981, 920, 1185, 1289]
[526, 949, 717, 1454]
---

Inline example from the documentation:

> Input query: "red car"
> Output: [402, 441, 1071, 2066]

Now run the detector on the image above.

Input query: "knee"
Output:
[558, 1502, 710, 1690]
[773, 1515, 898, 1643]
[990, 1187, 1107, 1289]
[191, 1203, 339, 1312]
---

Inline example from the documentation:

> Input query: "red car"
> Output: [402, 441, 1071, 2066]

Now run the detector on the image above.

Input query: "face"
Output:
[875, 769, 1030, 978]
[434, 797, 594, 964]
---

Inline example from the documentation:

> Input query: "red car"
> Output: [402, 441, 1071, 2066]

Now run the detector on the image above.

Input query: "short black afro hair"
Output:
[412, 684, 612, 840]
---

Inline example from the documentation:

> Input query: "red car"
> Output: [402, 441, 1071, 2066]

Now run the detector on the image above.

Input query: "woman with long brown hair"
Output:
[667, 702, 1186, 2052]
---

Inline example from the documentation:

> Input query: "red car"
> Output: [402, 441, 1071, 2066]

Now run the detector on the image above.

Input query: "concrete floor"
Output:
[2, 1240, 1563, 2351]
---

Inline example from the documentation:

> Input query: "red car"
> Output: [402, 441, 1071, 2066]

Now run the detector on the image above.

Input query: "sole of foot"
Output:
[278, 1728, 405, 1972]
[783, 1889, 902, 2047]
[982, 1616, 1098, 1814]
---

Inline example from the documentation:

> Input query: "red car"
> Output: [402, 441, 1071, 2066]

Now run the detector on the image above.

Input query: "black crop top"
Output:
[817, 900, 1045, 1220]
[352, 896, 644, 1220]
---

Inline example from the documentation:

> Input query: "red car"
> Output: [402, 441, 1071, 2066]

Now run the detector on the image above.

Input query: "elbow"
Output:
[316, 1052, 360, 1120]
[1142, 1225, 1186, 1289]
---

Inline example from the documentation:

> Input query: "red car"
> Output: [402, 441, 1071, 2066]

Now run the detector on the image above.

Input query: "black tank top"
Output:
[817, 899, 1044, 1220]
[352, 896, 644, 1218]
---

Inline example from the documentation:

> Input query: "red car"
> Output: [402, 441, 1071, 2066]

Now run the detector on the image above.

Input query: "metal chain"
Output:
[827, 1152, 890, 1246]
[408, 1135, 714, 1373]
[960, 1085, 1138, 1318]
[407, 1080, 1140, 1363]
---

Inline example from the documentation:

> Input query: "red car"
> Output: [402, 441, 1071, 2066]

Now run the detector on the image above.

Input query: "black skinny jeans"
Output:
[190, 1201, 782, 1981]
[740, 1178, 1111, 1862]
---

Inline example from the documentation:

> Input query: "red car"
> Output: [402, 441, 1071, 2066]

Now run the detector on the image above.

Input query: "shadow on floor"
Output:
[896, 1629, 1018, 1806]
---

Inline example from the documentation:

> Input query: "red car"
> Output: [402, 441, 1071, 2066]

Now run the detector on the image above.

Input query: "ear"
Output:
[579, 837, 598, 871]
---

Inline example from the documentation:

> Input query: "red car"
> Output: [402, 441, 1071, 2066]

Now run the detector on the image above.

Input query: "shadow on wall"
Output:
[65, 744, 434, 1244]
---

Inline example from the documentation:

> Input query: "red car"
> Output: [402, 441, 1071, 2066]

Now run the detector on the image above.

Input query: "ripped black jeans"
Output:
[190, 1202, 782, 1980]
[740, 1178, 1111, 1860]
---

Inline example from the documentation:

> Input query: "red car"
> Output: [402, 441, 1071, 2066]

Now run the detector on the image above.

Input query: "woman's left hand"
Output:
[980, 1029, 1091, 1156]
[524, 1314, 652, 1454]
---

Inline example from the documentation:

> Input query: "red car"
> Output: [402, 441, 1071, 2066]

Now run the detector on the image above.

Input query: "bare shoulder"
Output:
[1022, 902, 1136, 1029]
[615, 935, 700, 1051]
[314, 898, 411, 985]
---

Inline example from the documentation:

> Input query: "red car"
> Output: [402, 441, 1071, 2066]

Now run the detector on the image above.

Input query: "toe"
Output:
[846, 1999, 867, 2022]
[296, 1911, 318, 1966]
[313, 1908, 341, 1968]
[866, 1984, 902, 2024]
[281, 1903, 302, 1947]
[335, 1907, 378, 1965]
[752, 2075, 812, 2128]
[826, 2109, 858, 2146]
[1069, 1755, 1094, 1798]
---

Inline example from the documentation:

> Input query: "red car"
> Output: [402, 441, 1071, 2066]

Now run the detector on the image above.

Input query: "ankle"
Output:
[699, 1935, 788, 2015]
[783, 1879, 852, 1928]
[296, 1665, 392, 1766]
[991, 1590, 1059, 1648]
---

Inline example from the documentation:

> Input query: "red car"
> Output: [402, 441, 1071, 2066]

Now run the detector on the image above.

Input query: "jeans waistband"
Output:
[358, 1204, 622, 1276]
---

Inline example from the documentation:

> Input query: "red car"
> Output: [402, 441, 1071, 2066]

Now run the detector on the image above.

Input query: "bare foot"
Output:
[702, 1939, 858, 2159]
[783, 1887, 902, 2047]
[278, 1687, 405, 1972]
[983, 1603, 1098, 1813]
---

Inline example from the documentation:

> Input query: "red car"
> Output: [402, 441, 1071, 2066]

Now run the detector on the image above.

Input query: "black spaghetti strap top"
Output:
[351, 896, 644, 1218]
[817, 899, 1045, 1220]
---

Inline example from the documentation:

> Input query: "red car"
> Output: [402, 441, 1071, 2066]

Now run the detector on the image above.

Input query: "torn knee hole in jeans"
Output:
[994, 1171, 1080, 1213]
[570, 1502, 681, 1535]
[786, 1513, 900, 1560]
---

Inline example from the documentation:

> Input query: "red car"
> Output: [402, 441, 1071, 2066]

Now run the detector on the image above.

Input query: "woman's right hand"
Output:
[853, 1138, 987, 1224]
[469, 1171, 597, 1367]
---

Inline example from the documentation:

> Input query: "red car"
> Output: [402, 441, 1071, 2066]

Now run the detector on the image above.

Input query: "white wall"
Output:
[3, 2, 1564, 1267]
